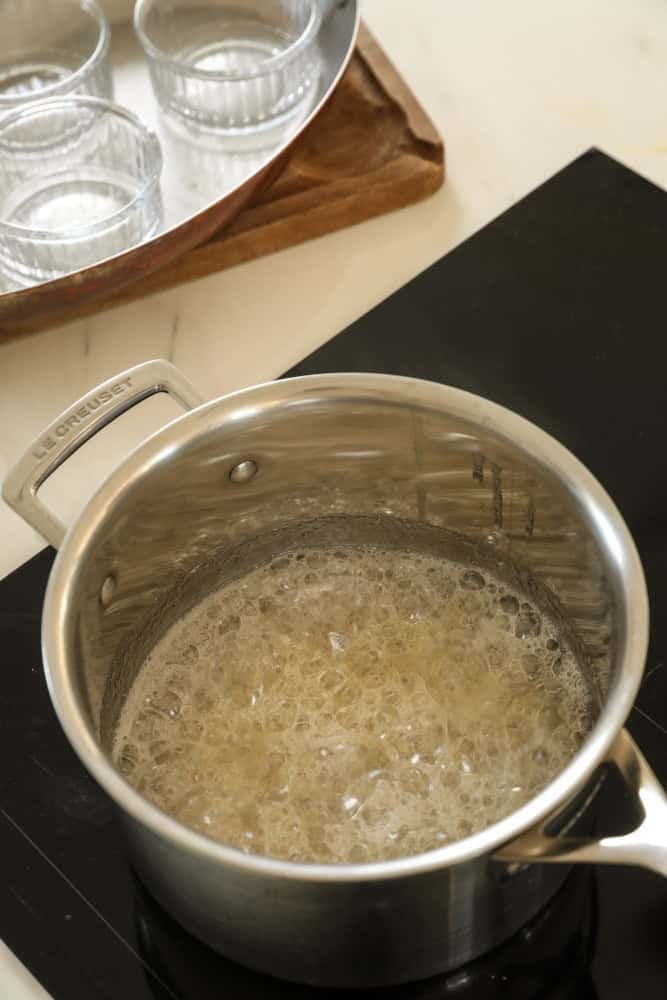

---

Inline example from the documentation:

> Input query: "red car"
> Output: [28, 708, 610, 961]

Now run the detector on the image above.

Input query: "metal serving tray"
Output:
[0, 0, 359, 328]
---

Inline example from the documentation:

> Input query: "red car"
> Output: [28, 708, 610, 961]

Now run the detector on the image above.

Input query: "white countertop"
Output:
[1, 1, 666, 995]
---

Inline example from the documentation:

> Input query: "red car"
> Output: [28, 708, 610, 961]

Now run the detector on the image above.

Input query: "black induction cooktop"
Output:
[1, 149, 666, 999]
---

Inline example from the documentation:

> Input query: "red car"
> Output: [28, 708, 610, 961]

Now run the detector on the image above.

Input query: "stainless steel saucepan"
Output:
[4, 360, 666, 987]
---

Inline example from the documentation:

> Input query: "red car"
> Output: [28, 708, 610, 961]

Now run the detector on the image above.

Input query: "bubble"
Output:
[154, 745, 187, 766]
[461, 570, 485, 590]
[150, 688, 182, 718]
[229, 682, 251, 708]
[320, 669, 344, 690]
[521, 653, 540, 678]
[334, 685, 357, 708]
[113, 539, 593, 865]
[117, 742, 138, 776]
[515, 610, 542, 639]
[499, 594, 519, 614]
[328, 632, 346, 654]
[218, 614, 241, 635]
[193, 688, 215, 712]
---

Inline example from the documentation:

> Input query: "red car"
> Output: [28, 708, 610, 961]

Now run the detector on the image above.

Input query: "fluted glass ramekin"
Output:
[0, 0, 113, 111]
[134, 0, 322, 148]
[0, 97, 162, 287]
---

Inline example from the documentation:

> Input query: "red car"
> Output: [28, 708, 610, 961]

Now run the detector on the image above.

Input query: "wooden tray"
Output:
[1, 25, 443, 340]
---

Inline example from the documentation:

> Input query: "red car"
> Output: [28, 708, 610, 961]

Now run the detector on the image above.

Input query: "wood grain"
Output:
[0, 25, 444, 340]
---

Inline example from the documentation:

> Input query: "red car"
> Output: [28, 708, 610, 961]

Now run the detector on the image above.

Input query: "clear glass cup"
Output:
[134, 0, 322, 149]
[0, 97, 163, 288]
[0, 0, 113, 112]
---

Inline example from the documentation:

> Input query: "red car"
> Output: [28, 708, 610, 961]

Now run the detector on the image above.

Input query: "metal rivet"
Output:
[229, 459, 258, 484]
[100, 575, 116, 608]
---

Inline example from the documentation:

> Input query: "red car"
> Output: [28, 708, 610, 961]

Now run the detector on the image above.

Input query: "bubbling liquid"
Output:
[113, 545, 594, 863]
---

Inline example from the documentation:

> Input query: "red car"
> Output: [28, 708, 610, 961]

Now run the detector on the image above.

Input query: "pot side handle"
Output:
[496, 728, 667, 877]
[2, 359, 203, 549]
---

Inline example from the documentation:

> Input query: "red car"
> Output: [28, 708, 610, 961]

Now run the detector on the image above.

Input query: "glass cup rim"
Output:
[0, 0, 111, 108]
[134, 0, 322, 82]
[0, 96, 163, 242]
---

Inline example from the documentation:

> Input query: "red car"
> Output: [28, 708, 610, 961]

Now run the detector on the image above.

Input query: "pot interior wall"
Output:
[66, 392, 617, 750]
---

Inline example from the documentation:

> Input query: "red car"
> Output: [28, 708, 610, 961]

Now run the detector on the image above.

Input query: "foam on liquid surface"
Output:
[114, 546, 593, 863]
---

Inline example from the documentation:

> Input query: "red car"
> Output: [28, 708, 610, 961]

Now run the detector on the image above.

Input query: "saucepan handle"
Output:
[496, 728, 667, 877]
[2, 359, 203, 549]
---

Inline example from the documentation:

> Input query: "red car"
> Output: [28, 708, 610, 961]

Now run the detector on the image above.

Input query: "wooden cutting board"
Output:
[2, 25, 444, 338]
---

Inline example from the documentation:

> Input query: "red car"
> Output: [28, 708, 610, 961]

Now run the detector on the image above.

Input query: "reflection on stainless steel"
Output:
[229, 458, 258, 483]
[2, 359, 203, 548]
[133, 865, 599, 998]
[156, 123, 278, 205]
[0, 0, 359, 297]
[3, 361, 663, 987]
[498, 728, 667, 877]
[109, 0, 357, 224]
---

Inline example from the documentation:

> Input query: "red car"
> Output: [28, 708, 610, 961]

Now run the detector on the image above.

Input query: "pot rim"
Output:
[41, 372, 649, 882]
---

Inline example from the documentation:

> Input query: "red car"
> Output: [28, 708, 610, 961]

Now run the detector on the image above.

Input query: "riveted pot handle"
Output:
[496, 728, 667, 877]
[2, 359, 203, 549]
